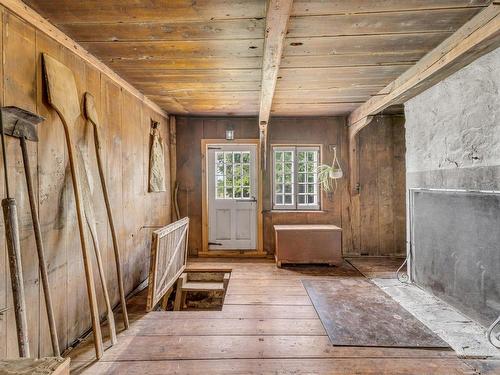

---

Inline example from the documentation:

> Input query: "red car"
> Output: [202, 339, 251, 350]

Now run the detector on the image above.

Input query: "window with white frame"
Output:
[272, 146, 320, 210]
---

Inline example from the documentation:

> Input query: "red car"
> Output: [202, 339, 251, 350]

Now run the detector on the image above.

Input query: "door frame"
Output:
[200, 139, 264, 257]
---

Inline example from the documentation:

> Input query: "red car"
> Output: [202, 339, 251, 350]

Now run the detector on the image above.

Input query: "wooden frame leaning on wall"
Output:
[200, 139, 264, 257]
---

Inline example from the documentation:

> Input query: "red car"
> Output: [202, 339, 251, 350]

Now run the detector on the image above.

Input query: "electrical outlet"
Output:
[328, 144, 337, 152]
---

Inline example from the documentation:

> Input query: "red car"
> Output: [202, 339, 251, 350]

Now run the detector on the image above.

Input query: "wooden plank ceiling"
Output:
[23, 0, 491, 117]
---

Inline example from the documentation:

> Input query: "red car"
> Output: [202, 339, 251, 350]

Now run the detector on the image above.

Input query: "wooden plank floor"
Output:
[346, 256, 406, 279]
[69, 259, 478, 374]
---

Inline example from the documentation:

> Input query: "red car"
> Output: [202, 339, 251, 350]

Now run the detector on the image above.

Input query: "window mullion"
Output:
[293, 147, 298, 210]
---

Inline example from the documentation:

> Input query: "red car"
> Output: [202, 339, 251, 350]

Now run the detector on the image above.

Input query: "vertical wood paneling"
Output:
[3, 12, 39, 356]
[377, 119, 395, 255]
[359, 123, 379, 256]
[83, 62, 109, 319]
[357, 116, 406, 256]
[341, 123, 361, 254]
[141, 108, 171, 285]
[0, 5, 170, 358]
[392, 117, 406, 254]
[64, 42, 92, 346]
[0, 8, 6, 359]
[101, 77, 124, 304]
[122, 91, 142, 293]
[265, 117, 344, 253]
[35, 31, 68, 355]
[176, 116, 405, 257]
[176, 117, 203, 256]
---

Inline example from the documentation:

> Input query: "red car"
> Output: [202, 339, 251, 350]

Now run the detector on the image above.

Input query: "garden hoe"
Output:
[1, 106, 61, 356]
[0, 107, 30, 357]
[42, 53, 103, 359]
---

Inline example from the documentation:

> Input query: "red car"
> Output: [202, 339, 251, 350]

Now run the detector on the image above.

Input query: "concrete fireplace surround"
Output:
[404, 47, 500, 329]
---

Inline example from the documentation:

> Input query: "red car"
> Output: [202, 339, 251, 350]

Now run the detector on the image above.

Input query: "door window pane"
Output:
[215, 151, 251, 199]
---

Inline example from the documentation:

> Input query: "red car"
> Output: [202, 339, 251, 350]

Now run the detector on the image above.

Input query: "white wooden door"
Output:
[207, 144, 257, 250]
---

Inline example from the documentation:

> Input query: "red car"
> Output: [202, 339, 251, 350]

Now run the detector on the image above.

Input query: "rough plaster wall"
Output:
[406, 47, 500, 179]
[405, 47, 500, 328]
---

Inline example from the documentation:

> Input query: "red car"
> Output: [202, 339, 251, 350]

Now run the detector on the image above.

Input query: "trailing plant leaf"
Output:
[316, 146, 343, 193]
[317, 164, 335, 192]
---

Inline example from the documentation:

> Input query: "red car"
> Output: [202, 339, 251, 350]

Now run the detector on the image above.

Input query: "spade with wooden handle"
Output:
[41, 53, 103, 359]
[0, 108, 30, 358]
[2, 106, 60, 356]
[84, 92, 129, 330]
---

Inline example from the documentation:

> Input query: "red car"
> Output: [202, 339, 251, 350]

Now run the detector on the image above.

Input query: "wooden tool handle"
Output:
[93, 126, 129, 329]
[63, 126, 103, 359]
[78, 144, 117, 345]
[20, 138, 60, 356]
[2, 198, 30, 357]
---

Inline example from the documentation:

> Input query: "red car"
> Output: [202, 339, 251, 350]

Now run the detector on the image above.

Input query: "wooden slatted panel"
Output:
[146, 217, 189, 311]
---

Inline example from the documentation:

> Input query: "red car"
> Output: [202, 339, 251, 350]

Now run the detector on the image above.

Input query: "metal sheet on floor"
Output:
[302, 278, 450, 348]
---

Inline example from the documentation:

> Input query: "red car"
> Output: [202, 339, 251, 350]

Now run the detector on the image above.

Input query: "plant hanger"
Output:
[317, 146, 343, 193]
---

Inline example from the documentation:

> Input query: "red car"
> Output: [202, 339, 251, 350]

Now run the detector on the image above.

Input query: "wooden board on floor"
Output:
[72, 358, 474, 375]
[68, 334, 456, 362]
[226, 284, 308, 295]
[123, 318, 325, 336]
[224, 294, 312, 306]
[133, 305, 319, 320]
[303, 279, 450, 348]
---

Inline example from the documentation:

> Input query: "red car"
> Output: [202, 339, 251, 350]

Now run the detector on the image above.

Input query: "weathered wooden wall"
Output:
[353, 116, 406, 256]
[175, 116, 405, 258]
[0, 7, 170, 358]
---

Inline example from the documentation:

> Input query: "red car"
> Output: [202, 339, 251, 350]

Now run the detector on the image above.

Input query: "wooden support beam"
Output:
[349, 2, 500, 129]
[169, 116, 178, 221]
[259, 0, 293, 168]
[348, 116, 373, 195]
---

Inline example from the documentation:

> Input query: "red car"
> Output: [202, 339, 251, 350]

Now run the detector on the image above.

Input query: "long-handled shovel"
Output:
[41, 53, 103, 359]
[84, 92, 129, 330]
[0, 108, 30, 357]
[2, 106, 60, 356]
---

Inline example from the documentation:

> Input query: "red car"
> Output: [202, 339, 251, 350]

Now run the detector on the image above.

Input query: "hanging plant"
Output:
[316, 146, 343, 192]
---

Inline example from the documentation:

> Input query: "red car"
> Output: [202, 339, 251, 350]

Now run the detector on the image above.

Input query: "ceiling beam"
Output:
[348, 1, 500, 133]
[259, 0, 293, 127]
[258, 0, 293, 167]
[348, 116, 373, 195]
